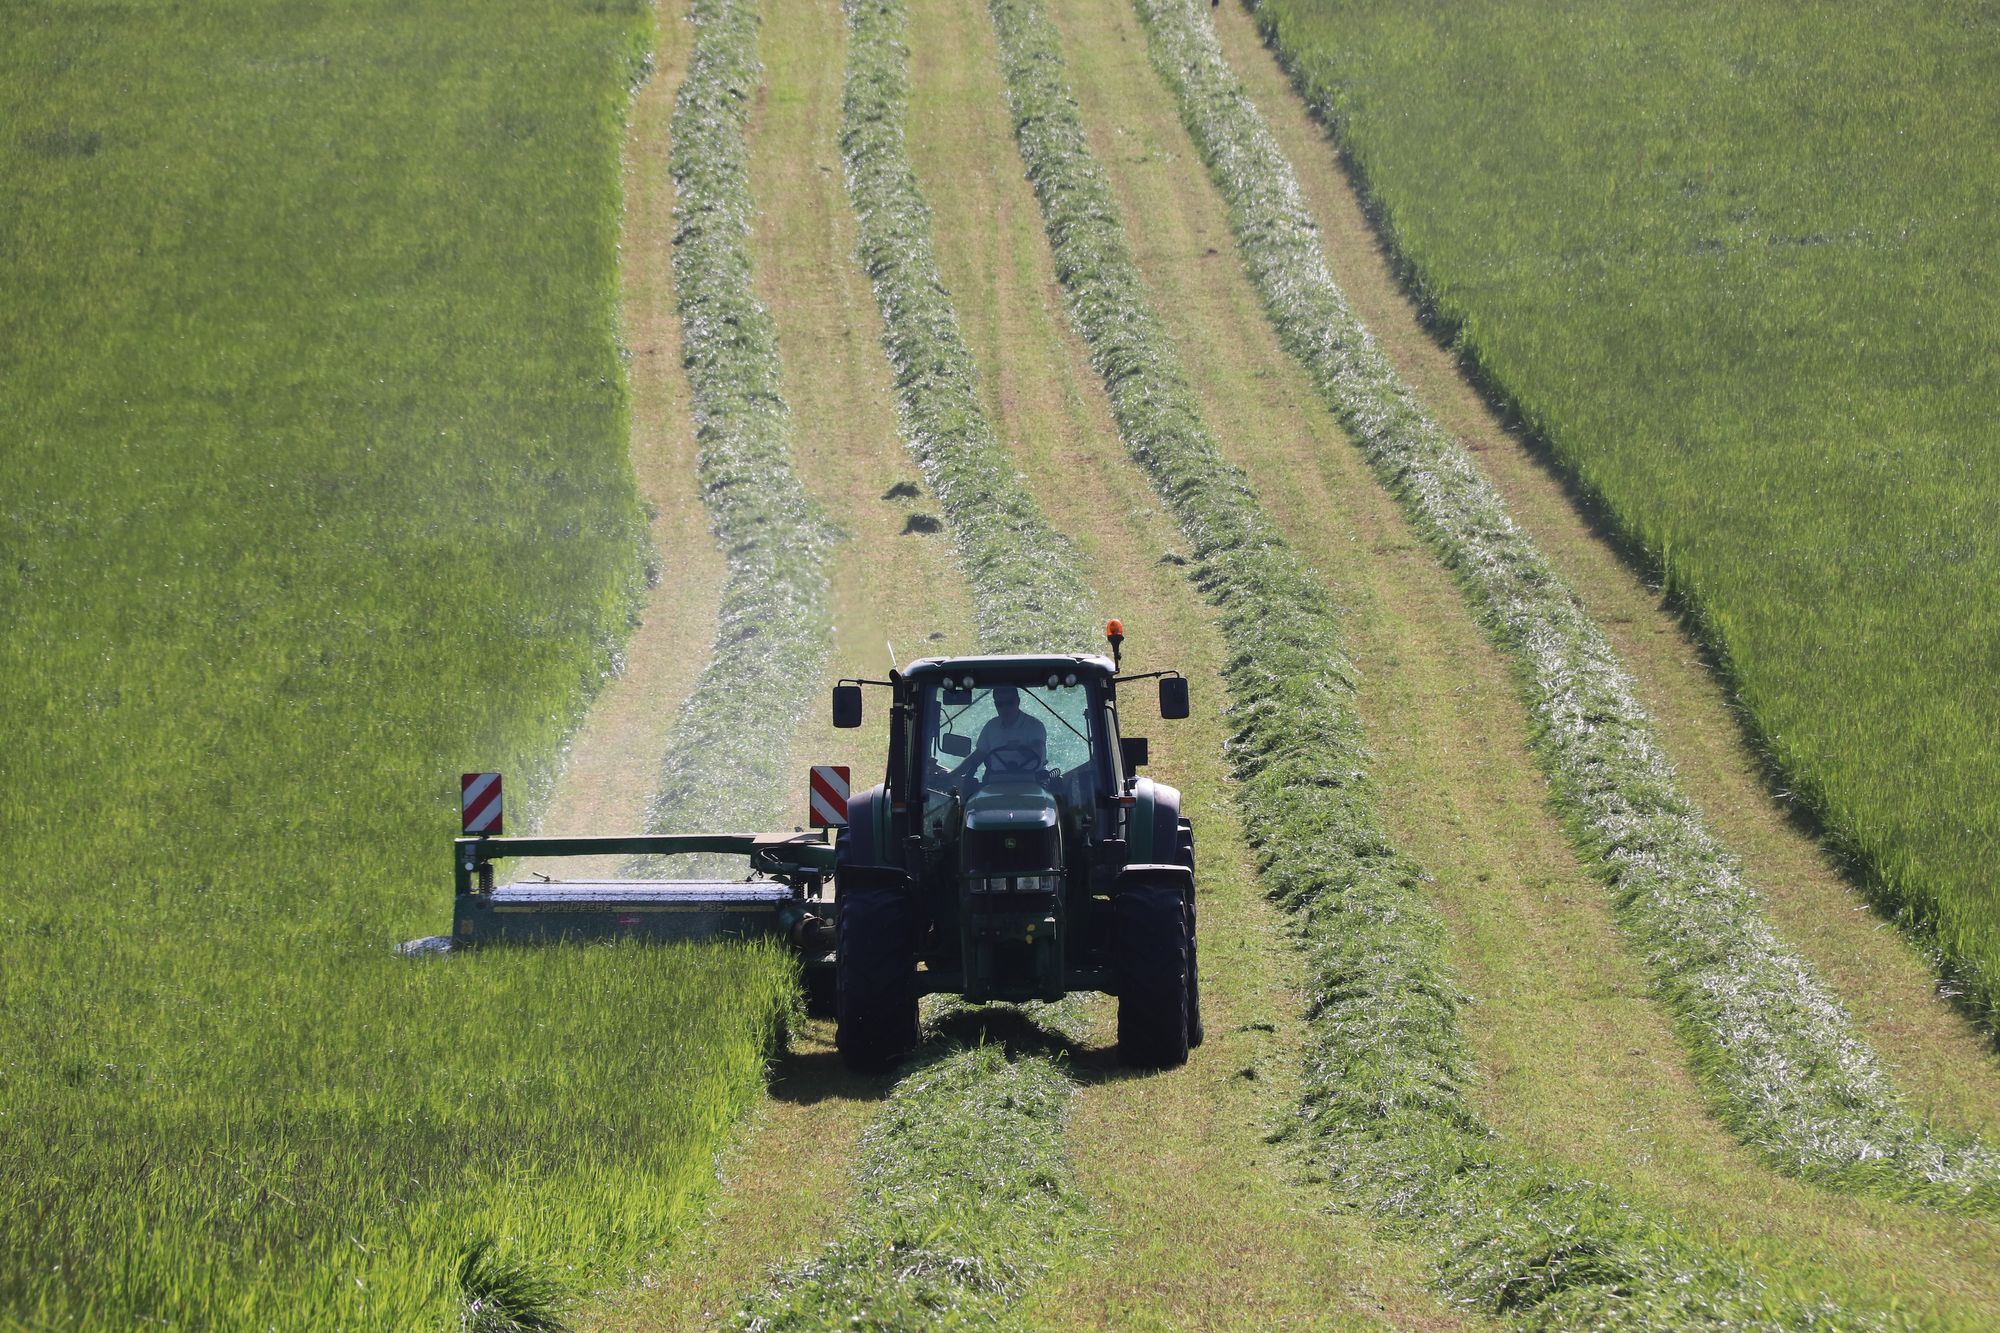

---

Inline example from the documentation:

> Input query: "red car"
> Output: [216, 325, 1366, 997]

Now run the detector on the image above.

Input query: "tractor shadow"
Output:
[924, 1004, 1161, 1086]
[767, 1004, 1159, 1103]
[764, 1040, 892, 1106]
[924, 1004, 1087, 1061]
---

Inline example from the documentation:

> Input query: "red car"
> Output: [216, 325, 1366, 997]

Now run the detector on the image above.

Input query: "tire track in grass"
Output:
[1201, 0, 2000, 1147]
[982, 0, 1894, 1322]
[1131, 0, 2000, 1217]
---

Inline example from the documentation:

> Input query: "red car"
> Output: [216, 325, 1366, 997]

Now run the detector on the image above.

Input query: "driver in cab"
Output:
[949, 684, 1046, 785]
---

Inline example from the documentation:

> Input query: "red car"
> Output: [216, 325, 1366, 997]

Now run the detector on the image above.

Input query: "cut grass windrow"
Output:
[650, 0, 834, 852]
[1136, 0, 2000, 1216]
[840, 0, 1093, 656]
[984, 0, 1890, 1321]
[729, 6, 1101, 1320]
[738, 1021, 1093, 1329]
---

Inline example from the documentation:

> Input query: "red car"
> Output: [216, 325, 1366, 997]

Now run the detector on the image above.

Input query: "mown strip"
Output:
[731, 2, 1098, 1321]
[739, 1034, 1092, 1329]
[1134, 0, 2000, 1217]
[982, 0, 1888, 1322]
[840, 0, 1093, 655]
[651, 0, 834, 848]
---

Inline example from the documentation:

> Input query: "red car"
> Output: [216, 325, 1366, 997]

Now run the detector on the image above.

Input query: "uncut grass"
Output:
[1136, 0, 2000, 1216]
[984, 0, 1901, 1322]
[0, 4, 797, 1323]
[1047, 0, 2000, 1314]
[1244, 0, 2000, 1028]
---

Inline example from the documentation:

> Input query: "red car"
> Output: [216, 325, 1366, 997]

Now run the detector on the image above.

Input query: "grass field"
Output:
[14, 0, 2000, 1324]
[1130, 0, 2000, 1213]
[0, 1, 794, 1324]
[1247, 0, 2000, 1019]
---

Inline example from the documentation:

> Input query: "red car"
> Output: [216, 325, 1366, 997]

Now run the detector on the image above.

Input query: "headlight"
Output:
[971, 873, 1063, 893]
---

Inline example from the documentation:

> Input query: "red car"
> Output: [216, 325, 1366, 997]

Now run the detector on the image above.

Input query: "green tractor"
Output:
[428, 623, 1199, 1073]
[827, 621, 1201, 1071]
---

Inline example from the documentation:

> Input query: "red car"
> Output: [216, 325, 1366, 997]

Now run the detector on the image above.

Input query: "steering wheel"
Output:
[983, 741, 1046, 777]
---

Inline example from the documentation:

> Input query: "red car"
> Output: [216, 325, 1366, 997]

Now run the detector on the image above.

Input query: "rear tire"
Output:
[835, 880, 922, 1073]
[1115, 881, 1191, 1069]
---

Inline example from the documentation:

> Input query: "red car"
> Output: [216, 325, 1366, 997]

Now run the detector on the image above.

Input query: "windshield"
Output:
[932, 680, 1091, 773]
[918, 677, 1105, 807]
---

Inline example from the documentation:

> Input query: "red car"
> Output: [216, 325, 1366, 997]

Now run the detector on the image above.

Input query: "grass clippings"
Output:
[840, 0, 1094, 657]
[726, 4, 1105, 1322]
[738, 1038, 1092, 1330]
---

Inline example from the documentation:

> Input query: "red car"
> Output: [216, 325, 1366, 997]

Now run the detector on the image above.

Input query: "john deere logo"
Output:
[1004, 836, 1018, 849]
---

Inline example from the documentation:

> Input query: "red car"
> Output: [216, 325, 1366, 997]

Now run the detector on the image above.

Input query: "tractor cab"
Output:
[916, 663, 1116, 857]
[828, 624, 1199, 1071]
[908, 658, 1119, 1003]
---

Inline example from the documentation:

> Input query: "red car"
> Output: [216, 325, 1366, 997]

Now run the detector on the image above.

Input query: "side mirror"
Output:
[1158, 676, 1189, 719]
[939, 732, 972, 758]
[832, 684, 863, 729]
[1120, 736, 1149, 770]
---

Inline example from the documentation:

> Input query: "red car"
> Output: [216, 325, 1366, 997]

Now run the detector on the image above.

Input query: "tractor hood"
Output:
[963, 783, 1060, 832]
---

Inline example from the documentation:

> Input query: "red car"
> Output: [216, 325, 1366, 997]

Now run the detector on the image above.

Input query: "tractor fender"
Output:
[1126, 777, 1184, 866]
[838, 783, 890, 869]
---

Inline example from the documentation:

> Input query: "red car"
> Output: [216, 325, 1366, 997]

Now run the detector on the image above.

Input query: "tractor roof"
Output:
[904, 652, 1117, 677]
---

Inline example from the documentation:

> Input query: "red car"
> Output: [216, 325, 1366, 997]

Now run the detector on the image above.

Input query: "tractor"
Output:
[431, 621, 1200, 1071]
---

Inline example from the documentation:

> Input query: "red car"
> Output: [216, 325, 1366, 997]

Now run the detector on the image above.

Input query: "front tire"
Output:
[1115, 880, 1191, 1069]
[1177, 821, 1203, 1049]
[835, 877, 922, 1073]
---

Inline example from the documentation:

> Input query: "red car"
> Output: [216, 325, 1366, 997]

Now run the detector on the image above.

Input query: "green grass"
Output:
[737, 1016, 1094, 1329]
[1246, 0, 2000, 1026]
[983, 0, 1902, 1320]
[0, 1, 795, 1324]
[723, 7, 1102, 1320]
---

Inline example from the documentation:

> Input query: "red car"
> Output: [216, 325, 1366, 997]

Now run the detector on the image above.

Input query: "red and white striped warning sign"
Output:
[461, 772, 504, 835]
[808, 765, 850, 828]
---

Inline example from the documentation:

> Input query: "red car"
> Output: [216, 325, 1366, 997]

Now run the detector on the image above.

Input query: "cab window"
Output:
[926, 680, 1094, 779]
